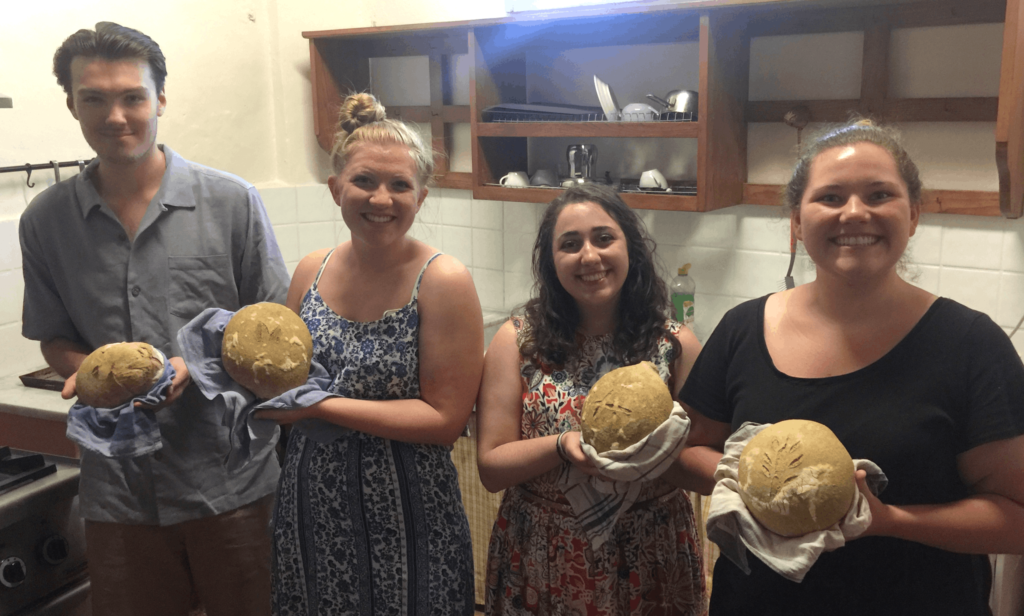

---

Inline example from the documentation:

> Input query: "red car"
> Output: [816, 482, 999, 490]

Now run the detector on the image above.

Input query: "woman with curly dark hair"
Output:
[476, 183, 706, 615]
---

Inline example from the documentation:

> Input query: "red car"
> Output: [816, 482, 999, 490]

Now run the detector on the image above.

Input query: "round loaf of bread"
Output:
[76, 342, 165, 408]
[580, 361, 673, 454]
[737, 419, 856, 537]
[222, 303, 313, 400]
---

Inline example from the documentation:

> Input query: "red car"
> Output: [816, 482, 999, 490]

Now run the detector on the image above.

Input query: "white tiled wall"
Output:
[2, 184, 1022, 378]
[0, 216, 45, 377]
[256, 184, 1024, 360]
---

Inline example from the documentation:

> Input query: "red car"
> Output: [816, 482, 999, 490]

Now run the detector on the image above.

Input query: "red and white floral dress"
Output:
[484, 318, 706, 616]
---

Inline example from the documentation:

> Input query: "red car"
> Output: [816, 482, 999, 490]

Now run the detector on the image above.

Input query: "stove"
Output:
[0, 447, 88, 616]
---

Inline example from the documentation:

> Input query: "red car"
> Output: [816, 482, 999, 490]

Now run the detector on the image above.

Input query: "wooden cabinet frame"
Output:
[304, 0, 1024, 218]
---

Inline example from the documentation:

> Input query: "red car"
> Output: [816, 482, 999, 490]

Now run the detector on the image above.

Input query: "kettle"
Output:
[566, 144, 598, 182]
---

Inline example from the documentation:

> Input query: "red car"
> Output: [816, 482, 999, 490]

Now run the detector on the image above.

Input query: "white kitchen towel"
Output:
[557, 401, 691, 549]
[65, 356, 174, 458]
[706, 421, 888, 583]
[177, 308, 348, 471]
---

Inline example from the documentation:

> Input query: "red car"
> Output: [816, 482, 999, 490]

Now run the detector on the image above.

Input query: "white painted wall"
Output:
[0, 0, 505, 376]
[2, 4, 1024, 379]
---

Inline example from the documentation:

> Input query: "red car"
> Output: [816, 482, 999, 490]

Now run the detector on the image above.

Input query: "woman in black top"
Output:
[677, 120, 1024, 615]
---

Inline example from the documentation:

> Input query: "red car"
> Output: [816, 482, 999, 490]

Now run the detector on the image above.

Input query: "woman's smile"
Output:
[831, 234, 881, 247]
[363, 212, 396, 223]
[578, 270, 609, 283]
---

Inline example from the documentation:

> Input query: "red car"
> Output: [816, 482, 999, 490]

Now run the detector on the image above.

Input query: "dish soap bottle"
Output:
[671, 264, 695, 327]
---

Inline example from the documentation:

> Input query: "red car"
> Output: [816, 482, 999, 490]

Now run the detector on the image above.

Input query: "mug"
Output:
[530, 169, 559, 187]
[639, 169, 668, 189]
[499, 171, 530, 187]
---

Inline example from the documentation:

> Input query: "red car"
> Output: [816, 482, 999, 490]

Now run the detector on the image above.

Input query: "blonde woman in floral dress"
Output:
[477, 184, 708, 615]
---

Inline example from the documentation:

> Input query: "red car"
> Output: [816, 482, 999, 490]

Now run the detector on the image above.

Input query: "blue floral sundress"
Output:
[271, 250, 475, 616]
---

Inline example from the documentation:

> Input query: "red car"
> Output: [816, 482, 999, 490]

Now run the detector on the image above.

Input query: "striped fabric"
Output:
[554, 402, 691, 549]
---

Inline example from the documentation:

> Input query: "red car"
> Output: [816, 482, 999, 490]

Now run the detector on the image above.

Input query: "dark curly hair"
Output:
[53, 22, 167, 97]
[519, 183, 681, 369]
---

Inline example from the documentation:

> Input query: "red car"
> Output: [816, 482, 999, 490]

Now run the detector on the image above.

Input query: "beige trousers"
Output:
[84, 494, 273, 616]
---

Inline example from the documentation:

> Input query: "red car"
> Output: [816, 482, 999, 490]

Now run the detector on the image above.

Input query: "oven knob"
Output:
[0, 557, 26, 588]
[41, 535, 70, 565]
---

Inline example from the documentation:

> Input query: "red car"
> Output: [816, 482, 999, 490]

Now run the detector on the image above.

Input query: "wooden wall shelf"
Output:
[747, 98, 1000, 124]
[475, 185, 700, 211]
[743, 184, 1003, 216]
[304, 0, 1024, 218]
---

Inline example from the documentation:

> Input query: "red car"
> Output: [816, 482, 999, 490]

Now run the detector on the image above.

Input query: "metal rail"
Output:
[0, 159, 93, 187]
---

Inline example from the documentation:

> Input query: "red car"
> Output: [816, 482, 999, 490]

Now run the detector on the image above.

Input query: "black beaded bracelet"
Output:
[555, 431, 570, 462]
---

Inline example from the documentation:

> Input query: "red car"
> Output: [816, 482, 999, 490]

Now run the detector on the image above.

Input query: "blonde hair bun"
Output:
[337, 92, 387, 137]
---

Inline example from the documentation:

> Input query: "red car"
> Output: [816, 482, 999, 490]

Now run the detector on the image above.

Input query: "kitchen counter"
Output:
[0, 373, 78, 457]
[0, 374, 71, 421]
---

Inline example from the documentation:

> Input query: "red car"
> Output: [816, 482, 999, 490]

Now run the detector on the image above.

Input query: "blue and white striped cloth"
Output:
[557, 401, 691, 549]
[177, 308, 346, 472]
[66, 356, 174, 458]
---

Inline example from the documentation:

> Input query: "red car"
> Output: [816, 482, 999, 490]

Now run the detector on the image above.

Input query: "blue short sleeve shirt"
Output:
[20, 145, 290, 525]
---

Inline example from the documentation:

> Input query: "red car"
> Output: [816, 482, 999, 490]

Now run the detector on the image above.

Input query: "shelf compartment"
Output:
[476, 122, 699, 138]
[476, 12, 700, 54]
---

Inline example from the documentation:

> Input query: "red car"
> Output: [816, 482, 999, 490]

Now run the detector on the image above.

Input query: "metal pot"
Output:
[647, 89, 698, 114]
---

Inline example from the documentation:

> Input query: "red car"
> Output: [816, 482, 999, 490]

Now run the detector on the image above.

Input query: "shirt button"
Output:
[131, 286, 141, 297]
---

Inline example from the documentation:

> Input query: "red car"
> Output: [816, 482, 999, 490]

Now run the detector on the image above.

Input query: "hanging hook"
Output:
[25, 164, 34, 188]
[77, 160, 86, 173]
[51, 160, 61, 184]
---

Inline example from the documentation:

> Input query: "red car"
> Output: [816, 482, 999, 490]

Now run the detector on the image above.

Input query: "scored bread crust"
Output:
[737, 419, 856, 537]
[221, 303, 313, 400]
[580, 361, 674, 454]
[76, 342, 166, 408]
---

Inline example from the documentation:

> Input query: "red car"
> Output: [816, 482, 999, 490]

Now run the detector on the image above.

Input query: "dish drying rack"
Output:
[482, 104, 696, 123]
[619, 179, 697, 195]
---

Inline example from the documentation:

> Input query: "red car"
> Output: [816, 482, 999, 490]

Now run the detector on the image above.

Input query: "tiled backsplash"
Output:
[257, 185, 1024, 358]
[2, 185, 1023, 377]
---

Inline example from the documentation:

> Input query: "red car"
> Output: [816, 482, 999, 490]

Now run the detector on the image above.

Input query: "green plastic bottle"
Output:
[670, 264, 695, 327]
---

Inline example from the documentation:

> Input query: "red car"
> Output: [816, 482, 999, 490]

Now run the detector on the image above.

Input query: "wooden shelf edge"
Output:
[742, 184, 1002, 216]
[475, 122, 700, 138]
[473, 185, 560, 204]
[391, 106, 471, 124]
[436, 172, 474, 190]
[472, 184, 699, 210]
[747, 98, 999, 123]
[302, 0, 995, 40]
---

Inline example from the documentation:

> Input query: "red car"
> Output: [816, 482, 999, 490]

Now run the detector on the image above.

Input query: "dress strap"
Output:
[311, 248, 336, 292]
[410, 253, 443, 302]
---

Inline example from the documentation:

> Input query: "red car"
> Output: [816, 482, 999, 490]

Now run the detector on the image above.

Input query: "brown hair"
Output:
[783, 119, 923, 212]
[519, 183, 681, 369]
[329, 92, 435, 188]
[53, 22, 167, 96]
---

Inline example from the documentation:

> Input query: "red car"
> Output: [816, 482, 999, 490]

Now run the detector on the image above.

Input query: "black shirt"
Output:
[682, 296, 1024, 616]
